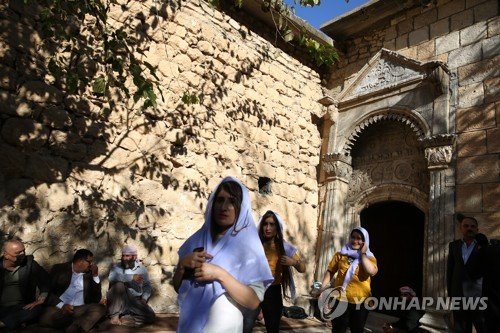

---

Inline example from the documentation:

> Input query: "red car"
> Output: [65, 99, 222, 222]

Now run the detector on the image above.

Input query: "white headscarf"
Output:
[339, 226, 375, 291]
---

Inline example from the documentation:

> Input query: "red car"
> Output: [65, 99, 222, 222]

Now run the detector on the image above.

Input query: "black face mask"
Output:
[121, 259, 135, 269]
[14, 254, 26, 266]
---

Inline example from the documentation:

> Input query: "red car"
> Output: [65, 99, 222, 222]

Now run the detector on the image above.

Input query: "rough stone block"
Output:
[409, 26, 429, 46]
[49, 130, 87, 161]
[483, 183, 500, 211]
[0, 64, 18, 91]
[1, 118, 49, 150]
[451, 9, 474, 31]
[448, 40, 482, 68]
[438, 0, 465, 20]
[396, 34, 408, 49]
[436, 30, 459, 54]
[385, 26, 397, 41]
[466, 0, 488, 8]
[414, 9, 437, 29]
[25, 153, 69, 182]
[484, 76, 500, 103]
[172, 54, 192, 72]
[19, 81, 63, 104]
[457, 155, 499, 184]
[482, 35, 500, 59]
[474, 0, 499, 22]
[457, 130, 487, 157]
[487, 128, 500, 153]
[458, 82, 484, 108]
[488, 16, 500, 37]
[458, 55, 500, 86]
[456, 184, 483, 211]
[417, 40, 435, 59]
[430, 18, 450, 38]
[456, 103, 496, 132]
[460, 21, 488, 46]
[41, 107, 72, 129]
[397, 18, 413, 35]
[0, 143, 26, 178]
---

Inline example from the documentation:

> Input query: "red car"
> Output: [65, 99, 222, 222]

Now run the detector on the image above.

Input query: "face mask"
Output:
[121, 259, 135, 269]
[14, 254, 26, 266]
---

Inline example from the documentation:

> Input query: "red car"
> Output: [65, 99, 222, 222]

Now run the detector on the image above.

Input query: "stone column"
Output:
[315, 153, 352, 281]
[421, 134, 456, 299]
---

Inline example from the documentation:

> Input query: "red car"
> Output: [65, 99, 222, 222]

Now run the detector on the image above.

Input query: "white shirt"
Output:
[204, 282, 266, 333]
[56, 266, 100, 308]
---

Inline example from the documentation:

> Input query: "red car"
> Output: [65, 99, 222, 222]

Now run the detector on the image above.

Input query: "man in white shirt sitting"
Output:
[39, 249, 106, 332]
[106, 245, 155, 326]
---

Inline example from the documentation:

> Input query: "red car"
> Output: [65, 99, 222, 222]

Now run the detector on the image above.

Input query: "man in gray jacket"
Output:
[107, 245, 155, 326]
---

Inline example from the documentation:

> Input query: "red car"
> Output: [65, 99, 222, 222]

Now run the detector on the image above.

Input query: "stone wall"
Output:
[327, 0, 499, 239]
[0, 0, 325, 311]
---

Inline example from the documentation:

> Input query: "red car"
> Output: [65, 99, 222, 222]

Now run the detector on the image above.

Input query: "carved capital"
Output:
[322, 153, 352, 181]
[420, 134, 455, 170]
[424, 145, 453, 170]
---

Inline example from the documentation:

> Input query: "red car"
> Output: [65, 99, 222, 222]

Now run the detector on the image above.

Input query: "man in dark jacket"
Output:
[446, 215, 485, 333]
[466, 238, 500, 333]
[0, 239, 49, 332]
[39, 248, 106, 333]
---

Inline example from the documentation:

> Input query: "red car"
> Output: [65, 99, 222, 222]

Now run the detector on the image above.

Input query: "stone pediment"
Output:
[337, 49, 448, 104]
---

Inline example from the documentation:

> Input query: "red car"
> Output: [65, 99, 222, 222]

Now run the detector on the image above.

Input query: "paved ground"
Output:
[16, 313, 395, 333]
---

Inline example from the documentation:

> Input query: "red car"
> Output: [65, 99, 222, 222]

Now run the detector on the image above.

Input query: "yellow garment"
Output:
[263, 240, 301, 285]
[327, 252, 377, 304]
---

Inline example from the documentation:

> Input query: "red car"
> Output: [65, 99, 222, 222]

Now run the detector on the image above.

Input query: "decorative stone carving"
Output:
[348, 169, 373, 198]
[342, 112, 425, 156]
[347, 120, 429, 198]
[322, 153, 352, 181]
[352, 57, 422, 96]
[424, 146, 453, 170]
[420, 134, 456, 170]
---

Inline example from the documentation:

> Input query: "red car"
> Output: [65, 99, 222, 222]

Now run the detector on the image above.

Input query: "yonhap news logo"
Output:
[317, 286, 488, 320]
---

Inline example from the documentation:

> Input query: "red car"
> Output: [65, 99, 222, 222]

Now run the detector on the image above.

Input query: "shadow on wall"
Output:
[0, 0, 318, 294]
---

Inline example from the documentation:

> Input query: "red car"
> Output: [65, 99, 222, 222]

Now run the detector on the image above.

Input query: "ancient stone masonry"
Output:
[318, 0, 498, 329]
[0, 0, 326, 310]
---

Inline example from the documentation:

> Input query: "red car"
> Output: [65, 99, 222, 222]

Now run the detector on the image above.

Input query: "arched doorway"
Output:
[360, 201, 425, 301]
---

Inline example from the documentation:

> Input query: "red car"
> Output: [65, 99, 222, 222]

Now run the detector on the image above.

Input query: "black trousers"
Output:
[453, 309, 485, 333]
[0, 304, 43, 330]
[331, 302, 369, 333]
[261, 284, 283, 333]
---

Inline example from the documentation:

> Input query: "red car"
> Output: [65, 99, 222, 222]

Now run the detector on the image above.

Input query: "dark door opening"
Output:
[360, 201, 424, 310]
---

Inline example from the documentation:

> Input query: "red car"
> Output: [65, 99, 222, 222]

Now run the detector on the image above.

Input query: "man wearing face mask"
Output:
[106, 245, 155, 327]
[0, 239, 49, 332]
[39, 248, 106, 332]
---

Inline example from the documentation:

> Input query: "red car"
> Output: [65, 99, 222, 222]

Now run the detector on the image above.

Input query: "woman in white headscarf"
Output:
[316, 226, 378, 333]
[173, 177, 273, 333]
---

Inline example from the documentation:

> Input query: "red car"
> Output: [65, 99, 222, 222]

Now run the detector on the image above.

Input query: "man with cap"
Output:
[106, 245, 155, 326]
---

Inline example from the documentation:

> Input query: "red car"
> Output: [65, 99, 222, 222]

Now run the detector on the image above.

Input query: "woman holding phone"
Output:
[314, 227, 378, 333]
[173, 177, 273, 333]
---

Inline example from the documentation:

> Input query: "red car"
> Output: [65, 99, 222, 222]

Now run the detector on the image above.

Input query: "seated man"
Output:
[0, 239, 49, 332]
[40, 249, 106, 333]
[107, 245, 155, 326]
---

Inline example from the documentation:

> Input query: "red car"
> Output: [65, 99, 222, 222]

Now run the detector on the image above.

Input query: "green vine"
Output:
[33, 0, 162, 110]
[211, 0, 339, 68]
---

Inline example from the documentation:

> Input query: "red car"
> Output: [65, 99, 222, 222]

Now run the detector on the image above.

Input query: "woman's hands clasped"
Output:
[179, 250, 213, 270]
[179, 251, 225, 282]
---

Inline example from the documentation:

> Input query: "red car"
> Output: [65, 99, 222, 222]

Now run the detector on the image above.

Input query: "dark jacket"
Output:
[0, 255, 50, 304]
[46, 262, 102, 306]
[446, 239, 480, 297]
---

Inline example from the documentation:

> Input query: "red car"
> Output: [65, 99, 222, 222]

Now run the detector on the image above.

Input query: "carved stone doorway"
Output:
[360, 201, 425, 302]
